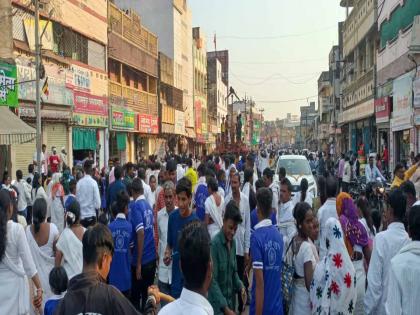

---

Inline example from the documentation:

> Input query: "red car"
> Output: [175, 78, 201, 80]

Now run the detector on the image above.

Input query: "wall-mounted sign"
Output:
[73, 91, 108, 116]
[174, 110, 185, 135]
[375, 97, 391, 124]
[72, 113, 108, 127]
[111, 106, 135, 130]
[0, 62, 18, 107]
[138, 114, 159, 134]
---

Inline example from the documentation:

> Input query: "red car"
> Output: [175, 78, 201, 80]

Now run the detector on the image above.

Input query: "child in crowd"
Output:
[64, 179, 77, 213]
[44, 266, 68, 315]
[108, 191, 133, 298]
[250, 179, 277, 232]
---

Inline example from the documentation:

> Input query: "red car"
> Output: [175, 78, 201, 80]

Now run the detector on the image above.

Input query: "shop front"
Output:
[13, 58, 74, 174]
[161, 105, 176, 154]
[174, 110, 188, 154]
[341, 99, 376, 156]
[110, 106, 136, 163]
[375, 96, 391, 162]
[72, 90, 108, 169]
[390, 72, 414, 171]
[135, 114, 159, 160]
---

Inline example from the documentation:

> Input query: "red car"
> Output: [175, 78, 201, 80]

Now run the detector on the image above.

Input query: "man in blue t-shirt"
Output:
[129, 178, 156, 311]
[107, 166, 126, 212]
[163, 177, 199, 298]
[250, 187, 284, 315]
[193, 164, 209, 221]
[108, 190, 133, 297]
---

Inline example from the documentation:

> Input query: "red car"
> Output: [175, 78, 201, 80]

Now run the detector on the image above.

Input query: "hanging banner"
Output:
[138, 114, 159, 134]
[24, 18, 54, 51]
[111, 106, 135, 130]
[375, 97, 391, 124]
[174, 110, 185, 135]
[414, 76, 420, 108]
[393, 72, 413, 115]
[0, 62, 18, 107]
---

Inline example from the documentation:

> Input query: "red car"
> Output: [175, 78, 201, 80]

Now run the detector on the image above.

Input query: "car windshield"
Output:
[277, 159, 311, 176]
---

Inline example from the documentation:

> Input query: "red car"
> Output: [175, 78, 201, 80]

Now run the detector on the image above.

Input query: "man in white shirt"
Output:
[258, 149, 269, 177]
[138, 167, 154, 208]
[365, 156, 386, 183]
[33, 144, 47, 180]
[317, 176, 339, 260]
[14, 169, 31, 219]
[386, 204, 420, 315]
[76, 160, 101, 228]
[159, 221, 214, 315]
[277, 177, 296, 249]
[364, 188, 410, 315]
[262, 167, 279, 219]
[157, 181, 176, 305]
[176, 156, 185, 182]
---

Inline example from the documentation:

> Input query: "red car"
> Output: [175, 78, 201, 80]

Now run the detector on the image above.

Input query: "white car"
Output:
[275, 155, 318, 197]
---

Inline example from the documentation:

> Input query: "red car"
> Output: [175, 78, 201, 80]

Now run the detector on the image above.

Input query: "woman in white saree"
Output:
[205, 177, 224, 239]
[55, 200, 85, 280]
[49, 173, 65, 233]
[0, 189, 43, 315]
[26, 198, 59, 309]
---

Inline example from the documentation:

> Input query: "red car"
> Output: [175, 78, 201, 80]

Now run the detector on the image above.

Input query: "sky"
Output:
[189, 0, 347, 120]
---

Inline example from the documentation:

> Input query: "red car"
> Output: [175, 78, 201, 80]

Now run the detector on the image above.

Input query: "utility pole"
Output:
[34, 0, 42, 175]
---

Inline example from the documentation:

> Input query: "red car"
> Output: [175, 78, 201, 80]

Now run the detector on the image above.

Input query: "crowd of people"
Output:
[0, 146, 420, 315]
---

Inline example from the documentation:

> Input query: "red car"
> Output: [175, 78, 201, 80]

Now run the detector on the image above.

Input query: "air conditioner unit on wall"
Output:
[409, 15, 420, 53]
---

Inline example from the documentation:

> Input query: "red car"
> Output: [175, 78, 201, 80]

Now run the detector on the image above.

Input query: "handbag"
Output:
[282, 236, 296, 314]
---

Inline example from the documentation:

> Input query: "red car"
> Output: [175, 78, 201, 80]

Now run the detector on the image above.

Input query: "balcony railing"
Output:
[109, 81, 158, 116]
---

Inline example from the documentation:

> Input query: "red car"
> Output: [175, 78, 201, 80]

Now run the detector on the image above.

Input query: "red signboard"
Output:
[73, 91, 108, 116]
[195, 100, 202, 134]
[138, 114, 159, 134]
[375, 97, 391, 124]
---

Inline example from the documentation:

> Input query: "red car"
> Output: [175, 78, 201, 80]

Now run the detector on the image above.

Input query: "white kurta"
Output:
[0, 221, 37, 315]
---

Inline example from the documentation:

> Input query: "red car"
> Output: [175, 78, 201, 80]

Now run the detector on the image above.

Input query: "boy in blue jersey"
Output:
[108, 190, 133, 297]
[250, 187, 284, 315]
[129, 178, 156, 311]
[250, 179, 277, 233]
[44, 266, 68, 315]
[163, 177, 199, 298]
[193, 164, 209, 221]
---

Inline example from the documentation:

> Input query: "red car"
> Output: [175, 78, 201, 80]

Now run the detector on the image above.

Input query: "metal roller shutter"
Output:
[45, 123, 68, 155]
[12, 140, 36, 177]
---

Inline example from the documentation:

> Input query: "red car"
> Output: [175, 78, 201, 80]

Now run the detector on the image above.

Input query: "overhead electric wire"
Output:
[256, 95, 318, 104]
[218, 25, 336, 40]
[231, 71, 318, 86]
[230, 57, 326, 65]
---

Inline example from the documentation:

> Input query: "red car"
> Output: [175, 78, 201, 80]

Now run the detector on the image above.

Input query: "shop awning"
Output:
[0, 107, 36, 145]
[72, 128, 97, 150]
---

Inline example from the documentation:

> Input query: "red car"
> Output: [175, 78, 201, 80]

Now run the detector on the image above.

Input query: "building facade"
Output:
[117, 0, 195, 151]
[108, 3, 159, 162]
[376, 0, 420, 170]
[340, 0, 378, 157]
[192, 27, 209, 153]
[9, 0, 108, 175]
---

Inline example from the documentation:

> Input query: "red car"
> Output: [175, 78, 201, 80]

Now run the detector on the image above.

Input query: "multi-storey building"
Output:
[298, 102, 318, 150]
[118, 0, 195, 151]
[376, 0, 420, 169]
[7, 0, 108, 175]
[108, 2, 158, 162]
[340, 0, 378, 155]
[207, 55, 228, 136]
[192, 27, 209, 154]
[159, 52, 184, 154]
[318, 71, 333, 151]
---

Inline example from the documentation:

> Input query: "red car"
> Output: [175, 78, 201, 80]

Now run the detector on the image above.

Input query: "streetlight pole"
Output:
[34, 0, 42, 175]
